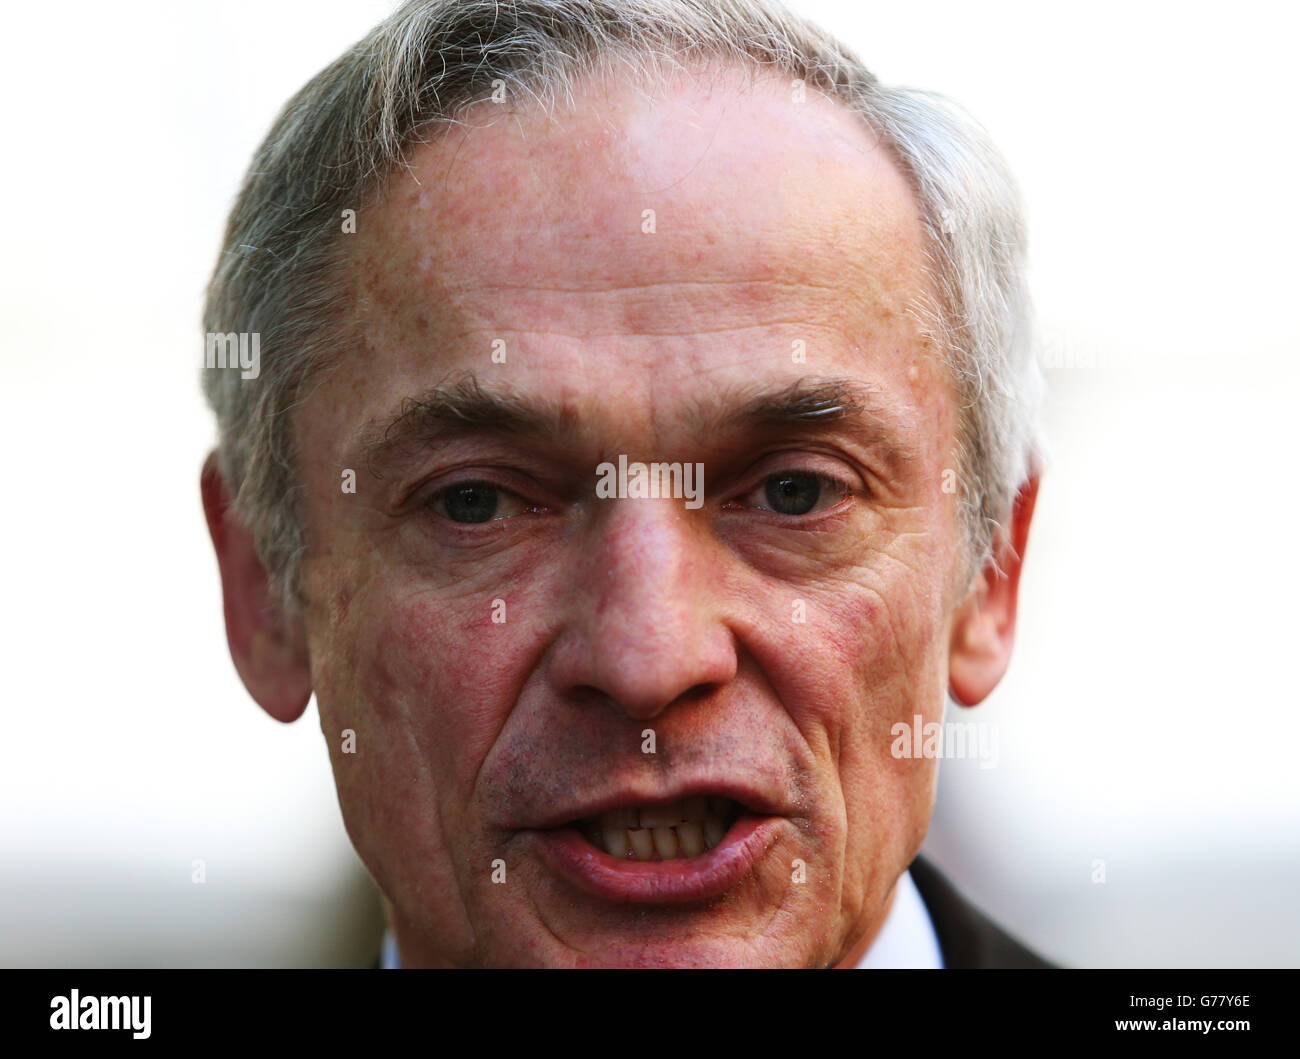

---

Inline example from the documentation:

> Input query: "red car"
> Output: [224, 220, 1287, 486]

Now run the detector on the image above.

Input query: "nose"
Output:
[547, 501, 737, 721]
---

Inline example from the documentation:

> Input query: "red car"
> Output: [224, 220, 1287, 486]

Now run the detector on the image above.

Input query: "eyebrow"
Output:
[699, 376, 919, 473]
[356, 373, 580, 477]
[708, 376, 896, 431]
[356, 373, 917, 478]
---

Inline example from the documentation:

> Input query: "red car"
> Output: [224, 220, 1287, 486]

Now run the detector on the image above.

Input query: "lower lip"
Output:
[528, 814, 783, 903]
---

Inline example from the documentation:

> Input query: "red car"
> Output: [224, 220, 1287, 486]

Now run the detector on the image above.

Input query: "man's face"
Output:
[293, 67, 966, 967]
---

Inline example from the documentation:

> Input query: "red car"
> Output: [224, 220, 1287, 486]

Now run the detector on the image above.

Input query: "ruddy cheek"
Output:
[389, 593, 526, 678]
[815, 591, 885, 673]
[365, 593, 534, 760]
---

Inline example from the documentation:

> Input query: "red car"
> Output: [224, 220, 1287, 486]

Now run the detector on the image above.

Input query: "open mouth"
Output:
[572, 797, 743, 861]
[531, 792, 781, 902]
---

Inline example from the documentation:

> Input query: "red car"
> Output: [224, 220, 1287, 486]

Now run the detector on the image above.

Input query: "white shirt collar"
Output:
[380, 868, 942, 968]
[379, 928, 401, 969]
[853, 867, 944, 968]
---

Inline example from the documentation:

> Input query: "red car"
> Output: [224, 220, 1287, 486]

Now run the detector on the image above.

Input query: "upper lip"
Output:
[521, 780, 789, 830]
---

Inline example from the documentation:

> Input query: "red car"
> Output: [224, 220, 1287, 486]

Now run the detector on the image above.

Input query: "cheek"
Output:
[792, 562, 950, 729]
[314, 574, 546, 805]
[783, 551, 951, 821]
[793, 577, 946, 902]
[307, 576, 540, 933]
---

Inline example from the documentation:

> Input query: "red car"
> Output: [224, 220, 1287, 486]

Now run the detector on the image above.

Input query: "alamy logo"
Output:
[50, 990, 151, 1039]
[204, 331, 260, 380]
[890, 713, 999, 769]
[595, 455, 704, 510]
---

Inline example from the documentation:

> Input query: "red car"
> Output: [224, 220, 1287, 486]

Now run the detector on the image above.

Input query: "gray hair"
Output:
[202, 0, 1042, 612]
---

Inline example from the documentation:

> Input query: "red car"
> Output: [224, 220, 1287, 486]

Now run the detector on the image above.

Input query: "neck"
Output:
[832, 878, 900, 968]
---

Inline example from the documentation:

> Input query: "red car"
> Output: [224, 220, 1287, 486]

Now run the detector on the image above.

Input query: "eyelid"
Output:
[411, 466, 532, 504]
[735, 448, 865, 494]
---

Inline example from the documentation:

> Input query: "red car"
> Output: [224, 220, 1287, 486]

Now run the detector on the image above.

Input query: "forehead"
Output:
[359, 67, 928, 314]
[330, 64, 944, 444]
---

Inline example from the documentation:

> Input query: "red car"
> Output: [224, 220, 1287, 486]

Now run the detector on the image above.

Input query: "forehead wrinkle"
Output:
[337, 71, 940, 477]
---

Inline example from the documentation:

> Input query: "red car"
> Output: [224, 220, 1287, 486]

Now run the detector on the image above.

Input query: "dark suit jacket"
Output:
[908, 855, 1055, 968]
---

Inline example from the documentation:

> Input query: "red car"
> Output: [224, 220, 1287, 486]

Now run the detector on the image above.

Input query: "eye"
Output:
[740, 471, 851, 516]
[432, 481, 532, 524]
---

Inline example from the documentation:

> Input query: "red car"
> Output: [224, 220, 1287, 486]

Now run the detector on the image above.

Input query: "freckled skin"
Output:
[293, 66, 969, 967]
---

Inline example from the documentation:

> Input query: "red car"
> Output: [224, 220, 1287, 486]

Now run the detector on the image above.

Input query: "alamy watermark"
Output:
[50, 990, 151, 1039]
[890, 713, 999, 769]
[595, 455, 704, 510]
[204, 331, 260, 380]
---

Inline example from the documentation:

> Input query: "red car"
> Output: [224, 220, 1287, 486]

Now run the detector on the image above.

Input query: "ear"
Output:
[201, 452, 312, 722]
[947, 475, 1040, 707]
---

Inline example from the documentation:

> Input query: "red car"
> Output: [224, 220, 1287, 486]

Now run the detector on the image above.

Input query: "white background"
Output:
[1, 0, 1296, 966]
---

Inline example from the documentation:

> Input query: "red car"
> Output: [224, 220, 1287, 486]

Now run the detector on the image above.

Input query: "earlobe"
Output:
[947, 475, 1040, 707]
[201, 453, 312, 723]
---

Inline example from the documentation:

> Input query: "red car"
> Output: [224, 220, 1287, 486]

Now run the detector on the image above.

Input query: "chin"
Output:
[486, 922, 827, 968]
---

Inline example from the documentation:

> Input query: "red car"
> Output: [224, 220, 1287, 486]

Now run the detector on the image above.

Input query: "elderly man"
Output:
[201, 0, 1047, 968]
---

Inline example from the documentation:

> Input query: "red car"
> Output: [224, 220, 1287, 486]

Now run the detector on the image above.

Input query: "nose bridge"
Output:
[598, 503, 699, 647]
[551, 499, 735, 719]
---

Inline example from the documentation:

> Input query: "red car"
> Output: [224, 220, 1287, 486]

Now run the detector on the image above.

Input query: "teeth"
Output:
[603, 827, 630, 859]
[639, 802, 685, 829]
[600, 807, 639, 829]
[683, 796, 709, 821]
[676, 820, 704, 857]
[652, 826, 678, 858]
[578, 801, 738, 859]
[628, 828, 655, 861]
